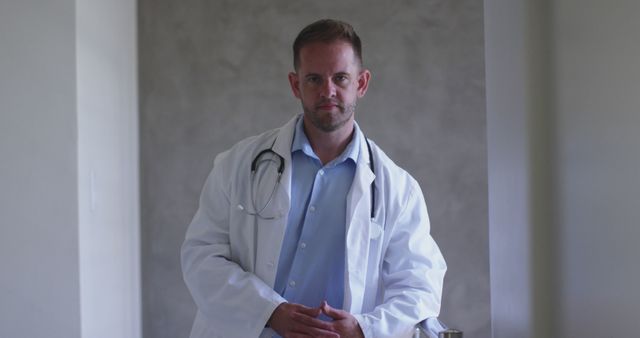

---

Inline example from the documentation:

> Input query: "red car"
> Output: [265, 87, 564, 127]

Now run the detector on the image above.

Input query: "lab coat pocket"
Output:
[363, 221, 385, 310]
[229, 189, 288, 283]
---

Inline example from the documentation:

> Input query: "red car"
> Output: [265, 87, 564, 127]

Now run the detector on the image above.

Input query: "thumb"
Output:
[321, 301, 347, 320]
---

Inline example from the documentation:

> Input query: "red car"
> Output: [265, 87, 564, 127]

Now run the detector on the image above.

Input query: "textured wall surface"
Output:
[139, 1, 488, 337]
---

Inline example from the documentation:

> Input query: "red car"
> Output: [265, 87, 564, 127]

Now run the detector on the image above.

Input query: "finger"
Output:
[303, 327, 339, 338]
[291, 311, 335, 331]
[321, 302, 348, 320]
[291, 324, 339, 338]
[292, 303, 322, 317]
[304, 331, 338, 338]
[286, 332, 313, 338]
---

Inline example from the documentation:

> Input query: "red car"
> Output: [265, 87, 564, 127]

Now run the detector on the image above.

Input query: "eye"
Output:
[306, 75, 322, 85]
[334, 74, 348, 83]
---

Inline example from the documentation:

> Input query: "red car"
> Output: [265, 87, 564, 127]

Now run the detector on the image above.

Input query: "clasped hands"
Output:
[268, 300, 364, 338]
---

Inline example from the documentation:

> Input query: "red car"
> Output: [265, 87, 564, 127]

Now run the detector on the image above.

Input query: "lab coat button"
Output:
[370, 224, 382, 239]
[309, 206, 316, 212]
[289, 280, 296, 287]
[300, 242, 307, 249]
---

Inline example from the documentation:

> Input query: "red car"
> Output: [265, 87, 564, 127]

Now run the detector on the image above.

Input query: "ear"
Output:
[288, 72, 302, 99]
[356, 69, 371, 98]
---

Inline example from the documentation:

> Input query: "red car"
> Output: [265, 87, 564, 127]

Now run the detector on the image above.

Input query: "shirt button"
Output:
[319, 170, 325, 176]
[289, 280, 296, 287]
[309, 206, 316, 212]
[300, 242, 307, 249]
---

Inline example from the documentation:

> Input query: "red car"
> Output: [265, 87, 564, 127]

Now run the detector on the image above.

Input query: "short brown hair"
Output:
[292, 19, 363, 70]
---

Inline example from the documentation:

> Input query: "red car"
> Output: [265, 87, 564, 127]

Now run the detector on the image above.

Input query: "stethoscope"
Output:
[240, 136, 376, 220]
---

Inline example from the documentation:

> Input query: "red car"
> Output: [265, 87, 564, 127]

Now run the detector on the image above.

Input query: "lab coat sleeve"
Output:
[354, 180, 447, 338]
[181, 153, 286, 338]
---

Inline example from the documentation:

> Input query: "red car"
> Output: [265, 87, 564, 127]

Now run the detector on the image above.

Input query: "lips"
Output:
[316, 101, 342, 110]
[318, 104, 336, 109]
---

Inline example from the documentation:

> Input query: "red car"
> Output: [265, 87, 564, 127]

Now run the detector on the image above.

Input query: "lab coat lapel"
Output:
[271, 116, 297, 208]
[252, 116, 296, 287]
[344, 132, 375, 313]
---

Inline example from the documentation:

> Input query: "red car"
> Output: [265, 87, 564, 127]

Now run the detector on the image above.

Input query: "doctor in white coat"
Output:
[181, 19, 446, 338]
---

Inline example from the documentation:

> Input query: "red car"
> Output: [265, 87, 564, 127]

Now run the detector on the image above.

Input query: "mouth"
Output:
[316, 101, 342, 110]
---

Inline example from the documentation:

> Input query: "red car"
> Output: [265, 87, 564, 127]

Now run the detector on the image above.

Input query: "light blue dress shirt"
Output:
[274, 116, 360, 318]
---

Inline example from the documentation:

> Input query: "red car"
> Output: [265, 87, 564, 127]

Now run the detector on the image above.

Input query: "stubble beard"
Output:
[302, 100, 357, 133]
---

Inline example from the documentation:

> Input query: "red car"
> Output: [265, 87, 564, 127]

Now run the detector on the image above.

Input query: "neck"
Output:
[303, 118, 355, 165]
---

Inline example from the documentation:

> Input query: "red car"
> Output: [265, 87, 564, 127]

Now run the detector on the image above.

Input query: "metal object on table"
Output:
[414, 318, 463, 338]
[439, 328, 463, 338]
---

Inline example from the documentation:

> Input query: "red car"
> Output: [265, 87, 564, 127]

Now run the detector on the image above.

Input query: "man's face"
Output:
[288, 41, 371, 133]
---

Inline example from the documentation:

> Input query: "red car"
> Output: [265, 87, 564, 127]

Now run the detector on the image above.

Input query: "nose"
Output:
[320, 78, 336, 98]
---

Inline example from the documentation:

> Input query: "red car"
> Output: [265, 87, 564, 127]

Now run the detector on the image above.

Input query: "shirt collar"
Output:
[291, 115, 361, 166]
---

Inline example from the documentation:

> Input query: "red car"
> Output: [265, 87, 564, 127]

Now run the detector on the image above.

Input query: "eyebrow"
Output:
[303, 71, 351, 78]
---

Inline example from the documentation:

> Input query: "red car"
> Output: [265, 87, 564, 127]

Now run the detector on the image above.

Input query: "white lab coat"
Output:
[181, 115, 446, 338]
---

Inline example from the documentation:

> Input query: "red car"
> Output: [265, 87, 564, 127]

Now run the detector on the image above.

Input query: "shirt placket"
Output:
[282, 166, 327, 301]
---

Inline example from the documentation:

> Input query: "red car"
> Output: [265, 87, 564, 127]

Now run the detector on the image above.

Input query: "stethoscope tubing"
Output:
[248, 135, 376, 219]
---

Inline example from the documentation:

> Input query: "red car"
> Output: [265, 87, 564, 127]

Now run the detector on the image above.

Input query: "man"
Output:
[181, 19, 446, 338]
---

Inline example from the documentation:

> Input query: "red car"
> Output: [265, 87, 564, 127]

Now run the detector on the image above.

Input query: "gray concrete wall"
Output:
[139, 1, 488, 337]
[0, 1, 81, 337]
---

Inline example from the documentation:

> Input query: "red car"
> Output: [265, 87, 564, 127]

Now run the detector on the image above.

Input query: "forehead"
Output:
[297, 41, 359, 73]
